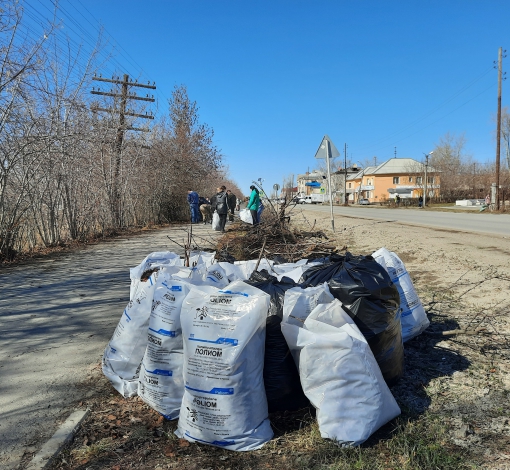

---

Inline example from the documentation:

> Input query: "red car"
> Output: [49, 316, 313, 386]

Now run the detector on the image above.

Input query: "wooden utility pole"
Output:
[343, 143, 347, 205]
[91, 74, 156, 226]
[495, 47, 503, 210]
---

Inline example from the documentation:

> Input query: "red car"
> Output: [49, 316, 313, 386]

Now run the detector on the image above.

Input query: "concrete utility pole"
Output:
[495, 47, 503, 210]
[91, 75, 156, 226]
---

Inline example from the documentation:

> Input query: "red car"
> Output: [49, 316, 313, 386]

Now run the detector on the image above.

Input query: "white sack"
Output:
[281, 298, 401, 446]
[176, 281, 273, 451]
[233, 259, 274, 280]
[170, 264, 229, 289]
[282, 283, 334, 327]
[239, 208, 253, 224]
[212, 212, 221, 231]
[270, 261, 312, 283]
[218, 262, 246, 282]
[129, 251, 182, 300]
[372, 247, 429, 342]
[103, 270, 162, 397]
[138, 275, 191, 419]
[189, 251, 216, 267]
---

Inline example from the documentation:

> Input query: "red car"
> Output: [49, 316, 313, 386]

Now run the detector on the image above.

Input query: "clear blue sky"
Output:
[23, 0, 509, 193]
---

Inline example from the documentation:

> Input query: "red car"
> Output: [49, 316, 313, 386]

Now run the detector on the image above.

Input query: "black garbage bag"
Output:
[300, 252, 403, 385]
[247, 270, 310, 412]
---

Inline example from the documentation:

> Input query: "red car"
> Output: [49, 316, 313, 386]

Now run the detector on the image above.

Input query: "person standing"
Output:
[187, 189, 200, 223]
[418, 195, 423, 208]
[211, 185, 229, 232]
[199, 197, 212, 224]
[226, 190, 237, 222]
[247, 185, 261, 225]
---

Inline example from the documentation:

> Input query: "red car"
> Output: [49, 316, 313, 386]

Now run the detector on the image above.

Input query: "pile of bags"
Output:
[102, 248, 429, 450]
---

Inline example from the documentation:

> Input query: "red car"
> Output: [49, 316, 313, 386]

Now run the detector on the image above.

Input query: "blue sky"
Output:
[23, 0, 509, 193]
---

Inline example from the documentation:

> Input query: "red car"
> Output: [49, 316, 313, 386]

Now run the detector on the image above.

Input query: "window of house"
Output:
[348, 183, 351, 188]
[428, 176, 434, 184]
[409, 177, 413, 182]
[393, 177, 400, 184]
[416, 176, 423, 184]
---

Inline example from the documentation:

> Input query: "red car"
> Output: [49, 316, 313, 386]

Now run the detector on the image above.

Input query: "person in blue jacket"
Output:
[187, 189, 200, 223]
[247, 185, 261, 225]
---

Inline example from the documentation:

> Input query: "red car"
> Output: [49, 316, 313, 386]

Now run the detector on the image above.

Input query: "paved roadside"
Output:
[0, 224, 218, 470]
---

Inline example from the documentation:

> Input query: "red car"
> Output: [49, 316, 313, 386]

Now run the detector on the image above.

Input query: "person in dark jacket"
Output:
[226, 190, 236, 222]
[211, 185, 229, 232]
[247, 185, 261, 225]
[187, 189, 200, 223]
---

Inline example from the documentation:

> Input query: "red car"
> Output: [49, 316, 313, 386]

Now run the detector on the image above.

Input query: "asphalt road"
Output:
[300, 204, 510, 237]
[0, 224, 217, 470]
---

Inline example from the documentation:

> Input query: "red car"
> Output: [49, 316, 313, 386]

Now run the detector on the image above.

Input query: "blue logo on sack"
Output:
[185, 386, 234, 395]
[149, 328, 176, 337]
[185, 432, 235, 446]
[146, 367, 173, 376]
[219, 289, 248, 297]
[188, 337, 238, 346]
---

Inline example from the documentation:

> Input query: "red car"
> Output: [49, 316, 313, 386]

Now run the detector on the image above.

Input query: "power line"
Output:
[369, 81, 497, 155]
[358, 66, 495, 154]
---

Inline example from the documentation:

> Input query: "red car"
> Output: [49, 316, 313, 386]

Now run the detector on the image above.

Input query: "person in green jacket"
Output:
[247, 185, 261, 225]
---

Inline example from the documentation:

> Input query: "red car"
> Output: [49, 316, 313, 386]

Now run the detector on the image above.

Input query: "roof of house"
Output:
[347, 158, 437, 180]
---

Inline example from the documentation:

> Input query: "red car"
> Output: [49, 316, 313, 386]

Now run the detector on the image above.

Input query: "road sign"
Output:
[314, 135, 340, 159]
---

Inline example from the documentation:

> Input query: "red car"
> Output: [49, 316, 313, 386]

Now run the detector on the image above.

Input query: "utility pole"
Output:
[473, 162, 476, 199]
[495, 47, 503, 210]
[343, 143, 347, 205]
[423, 153, 430, 207]
[326, 140, 334, 232]
[91, 74, 156, 226]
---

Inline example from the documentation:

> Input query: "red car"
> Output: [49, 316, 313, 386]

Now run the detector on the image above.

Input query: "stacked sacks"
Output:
[103, 252, 184, 397]
[300, 252, 404, 385]
[372, 247, 429, 342]
[246, 270, 310, 412]
[176, 281, 272, 450]
[281, 287, 401, 445]
[137, 270, 191, 419]
[103, 252, 220, 398]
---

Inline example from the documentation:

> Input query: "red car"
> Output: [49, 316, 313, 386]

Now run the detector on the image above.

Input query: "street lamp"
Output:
[423, 151, 433, 207]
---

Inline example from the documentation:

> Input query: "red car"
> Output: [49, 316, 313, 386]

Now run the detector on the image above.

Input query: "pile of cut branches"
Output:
[216, 200, 345, 262]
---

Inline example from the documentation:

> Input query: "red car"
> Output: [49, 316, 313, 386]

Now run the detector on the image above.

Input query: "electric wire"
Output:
[358, 65, 495, 154]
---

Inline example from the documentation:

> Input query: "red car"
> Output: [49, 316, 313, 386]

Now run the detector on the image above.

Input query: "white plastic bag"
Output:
[282, 283, 334, 327]
[103, 270, 161, 397]
[138, 274, 191, 419]
[176, 280, 273, 451]
[212, 211, 221, 231]
[281, 298, 401, 446]
[239, 208, 253, 224]
[129, 252, 182, 300]
[372, 247, 429, 342]
[189, 251, 216, 267]
[233, 259, 274, 280]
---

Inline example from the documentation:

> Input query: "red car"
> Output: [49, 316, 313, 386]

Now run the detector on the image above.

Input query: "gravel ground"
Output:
[3, 208, 510, 470]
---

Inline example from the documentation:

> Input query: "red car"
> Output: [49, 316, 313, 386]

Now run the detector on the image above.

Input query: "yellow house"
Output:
[346, 158, 440, 203]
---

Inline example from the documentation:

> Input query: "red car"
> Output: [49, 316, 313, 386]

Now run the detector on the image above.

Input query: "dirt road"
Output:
[2, 209, 509, 469]
[0, 224, 218, 470]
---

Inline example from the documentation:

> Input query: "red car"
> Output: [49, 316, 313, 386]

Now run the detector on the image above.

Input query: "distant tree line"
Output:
[0, 3, 240, 260]
[428, 132, 509, 203]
